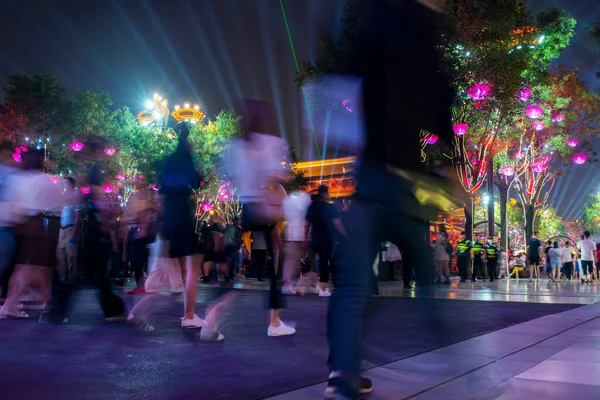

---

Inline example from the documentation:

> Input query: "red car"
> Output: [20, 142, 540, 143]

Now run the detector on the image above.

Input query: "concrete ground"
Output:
[0, 278, 591, 400]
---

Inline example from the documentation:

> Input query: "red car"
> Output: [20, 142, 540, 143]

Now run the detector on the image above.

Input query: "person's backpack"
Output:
[386, 244, 402, 262]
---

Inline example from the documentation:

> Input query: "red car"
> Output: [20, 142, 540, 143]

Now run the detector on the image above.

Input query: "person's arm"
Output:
[72, 209, 82, 244]
[332, 218, 349, 240]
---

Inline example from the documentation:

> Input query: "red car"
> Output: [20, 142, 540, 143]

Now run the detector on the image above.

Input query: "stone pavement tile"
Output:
[591, 330, 600, 337]
[464, 358, 539, 383]
[499, 322, 569, 336]
[502, 345, 563, 363]
[517, 359, 600, 386]
[385, 351, 494, 376]
[266, 383, 326, 400]
[434, 332, 546, 358]
[535, 334, 581, 349]
[549, 345, 600, 363]
[410, 376, 499, 400]
[571, 336, 600, 349]
[475, 377, 600, 400]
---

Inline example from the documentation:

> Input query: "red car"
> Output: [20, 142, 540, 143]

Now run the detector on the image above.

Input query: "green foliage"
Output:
[592, 18, 600, 78]
[581, 192, 600, 236]
[535, 208, 567, 240]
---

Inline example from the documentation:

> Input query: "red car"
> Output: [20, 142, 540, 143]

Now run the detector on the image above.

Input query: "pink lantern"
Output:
[12, 153, 21, 163]
[524, 105, 543, 119]
[69, 141, 84, 152]
[516, 151, 525, 159]
[80, 187, 91, 195]
[500, 165, 515, 176]
[453, 123, 469, 136]
[138, 175, 144, 181]
[573, 153, 587, 165]
[553, 113, 565, 123]
[104, 147, 116, 156]
[426, 134, 439, 145]
[49, 177, 59, 184]
[466, 152, 472, 158]
[467, 83, 490, 100]
[517, 88, 531, 102]
[19, 146, 28, 153]
[201, 203, 212, 212]
[341, 99, 353, 113]
[531, 163, 547, 173]
[567, 139, 578, 148]
[115, 173, 125, 181]
[102, 185, 114, 193]
[532, 121, 545, 131]
[470, 157, 478, 164]
[151, 183, 160, 191]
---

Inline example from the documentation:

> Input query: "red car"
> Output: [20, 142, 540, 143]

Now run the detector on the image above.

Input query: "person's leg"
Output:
[97, 239, 126, 318]
[182, 254, 201, 320]
[401, 258, 411, 288]
[202, 260, 214, 282]
[265, 227, 286, 329]
[318, 246, 331, 294]
[254, 250, 266, 281]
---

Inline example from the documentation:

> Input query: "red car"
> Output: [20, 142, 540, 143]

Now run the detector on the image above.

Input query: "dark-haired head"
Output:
[553, 241, 559, 248]
[584, 231, 591, 239]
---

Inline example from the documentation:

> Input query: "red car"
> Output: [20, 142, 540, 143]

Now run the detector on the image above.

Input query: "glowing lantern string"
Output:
[567, 139, 578, 148]
[453, 123, 469, 136]
[69, 141, 84, 152]
[573, 154, 587, 165]
[524, 105, 543, 119]
[467, 83, 490, 100]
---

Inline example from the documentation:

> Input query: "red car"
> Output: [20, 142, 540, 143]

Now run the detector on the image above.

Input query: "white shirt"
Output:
[577, 239, 596, 262]
[13, 171, 65, 218]
[283, 191, 311, 241]
[561, 247, 573, 263]
[229, 133, 288, 204]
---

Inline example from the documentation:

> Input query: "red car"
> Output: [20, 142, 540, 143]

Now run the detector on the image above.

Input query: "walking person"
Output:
[224, 217, 243, 280]
[434, 228, 450, 284]
[484, 237, 499, 282]
[282, 190, 311, 295]
[577, 231, 597, 284]
[56, 177, 82, 286]
[456, 232, 471, 282]
[305, 185, 349, 297]
[527, 232, 543, 282]
[229, 99, 295, 337]
[549, 241, 562, 282]
[561, 241, 574, 280]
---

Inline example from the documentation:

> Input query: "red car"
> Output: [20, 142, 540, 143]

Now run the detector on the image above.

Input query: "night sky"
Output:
[0, 0, 598, 221]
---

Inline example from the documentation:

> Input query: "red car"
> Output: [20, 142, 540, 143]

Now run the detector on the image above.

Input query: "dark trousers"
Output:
[487, 259, 498, 281]
[128, 236, 149, 288]
[563, 262, 573, 279]
[253, 249, 267, 281]
[473, 257, 485, 280]
[0, 228, 15, 299]
[88, 236, 126, 318]
[457, 255, 470, 282]
[313, 242, 333, 283]
[241, 204, 283, 311]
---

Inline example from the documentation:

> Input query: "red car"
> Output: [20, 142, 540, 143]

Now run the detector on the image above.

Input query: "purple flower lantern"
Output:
[453, 123, 469, 136]
[567, 139, 578, 148]
[80, 187, 91, 195]
[467, 84, 490, 100]
[499, 165, 515, 176]
[12, 153, 21, 163]
[524, 105, 543, 119]
[573, 154, 587, 165]
[517, 88, 531, 102]
[426, 134, 439, 145]
[553, 113, 565, 123]
[532, 121, 545, 131]
[102, 185, 114, 194]
[116, 173, 125, 181]
[49, 176, 59, 184]
[531, 163, 547, 173]
[104, 147, 116, 156]
[341, 99, 353, 113]
[201, 203, 212, 212]
[151, 183, 160, 191]
[69, 141, 84, 152]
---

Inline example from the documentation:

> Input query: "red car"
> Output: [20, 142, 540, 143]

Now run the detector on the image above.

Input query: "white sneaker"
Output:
[268, 321, 296, 337]
[181, 314, 204, 328]
[319, 290, 332, 297]
[200, 327, 225, 342]
[282, 285, 296, 295]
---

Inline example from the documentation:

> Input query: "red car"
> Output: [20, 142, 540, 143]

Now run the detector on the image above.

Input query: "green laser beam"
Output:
[279, 0, 321, 159]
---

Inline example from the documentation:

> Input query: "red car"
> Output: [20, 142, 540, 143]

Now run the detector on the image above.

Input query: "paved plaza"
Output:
[0, 279, 599, 399]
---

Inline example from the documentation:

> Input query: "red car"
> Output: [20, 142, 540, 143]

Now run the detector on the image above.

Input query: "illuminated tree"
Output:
[582, 192, 600, 236]
[440, 1, 577, 239]
[591, 18, 600, 78]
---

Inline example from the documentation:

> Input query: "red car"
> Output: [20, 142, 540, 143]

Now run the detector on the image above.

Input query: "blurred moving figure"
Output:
[282, 190, 311, 295]
[315, 1, 457, 398]
[229, 99, 295, 337]
[0, 149, 65, 319]
[0, 140, 21, 304]
[56, 177, 82, 286]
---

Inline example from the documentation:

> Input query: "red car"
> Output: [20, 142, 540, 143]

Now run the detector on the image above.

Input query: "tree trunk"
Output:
[524, 204, 535, 242]
[464, 196, 474, 240]
[487, 161, 495, 239]
[499, 186, 508, 251]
